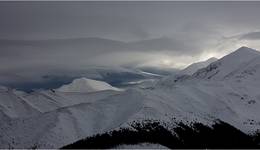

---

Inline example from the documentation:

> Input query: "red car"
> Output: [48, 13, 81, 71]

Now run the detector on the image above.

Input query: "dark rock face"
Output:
[62, 120, 260, 149]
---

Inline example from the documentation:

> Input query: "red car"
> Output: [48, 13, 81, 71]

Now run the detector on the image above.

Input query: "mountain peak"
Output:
[235, 46, 259, 54]
[207, 57, 218, 61]
[222, 46, 260, 61]
[192, 46, 260, 80]
[238, 46, 252, 49]
[57, 77, 122, 93]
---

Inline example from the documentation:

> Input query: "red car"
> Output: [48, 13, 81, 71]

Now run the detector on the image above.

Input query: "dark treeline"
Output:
[62, 120, 260, 149]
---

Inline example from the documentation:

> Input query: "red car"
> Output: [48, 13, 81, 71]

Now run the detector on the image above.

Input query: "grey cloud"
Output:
[0, 37, 201, 71]
[239, 32, 260, 40]
[2, 1, 260, 41]
[0, 2, 150, 41]
[1, 1, 260, 77]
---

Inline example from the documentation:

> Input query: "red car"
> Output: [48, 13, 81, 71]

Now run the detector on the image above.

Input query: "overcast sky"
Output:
[1, 1, 260, 73]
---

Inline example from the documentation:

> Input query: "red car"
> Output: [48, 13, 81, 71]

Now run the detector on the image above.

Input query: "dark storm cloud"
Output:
[1, 1, 260, 75]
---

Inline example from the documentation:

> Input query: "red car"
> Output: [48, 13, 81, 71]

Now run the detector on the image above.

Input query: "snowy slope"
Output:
[0, 89, 146, 148]
[2, 76, 260, 148]
[155, 46, 260, 132]
[113, 143, 169, 149]
[56, 78, 122, 93]
[154, 80, 260, 132]
[23, 90, 120, 113]
[180, 57, 218, 75]
[0, 87, 41, 118]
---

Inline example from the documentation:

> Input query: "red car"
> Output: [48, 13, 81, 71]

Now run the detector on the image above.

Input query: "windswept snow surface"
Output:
[0, 89, 144, 148]
[113, 143, 169, 149]
[0, 47, 260, 148]
[56, 78, 122, 93]
[0, 87, 41, 118]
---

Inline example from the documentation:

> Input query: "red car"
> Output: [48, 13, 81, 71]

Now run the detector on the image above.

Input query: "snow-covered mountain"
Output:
[180, 57, 218, 75]
[0, 46, 260, 148]
[156, 46, 260, 132]
[193, 46, 260, 80]
[57, 78, 122, 93]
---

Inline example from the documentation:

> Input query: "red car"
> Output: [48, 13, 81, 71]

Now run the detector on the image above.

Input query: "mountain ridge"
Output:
[180, 57, 218, 75]
[192, 46, 260, 80]
[0, 46, 260, 148]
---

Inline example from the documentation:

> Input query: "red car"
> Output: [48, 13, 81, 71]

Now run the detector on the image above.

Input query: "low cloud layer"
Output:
[239, 32, 260, 40]
[1, 1, 260, 78]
